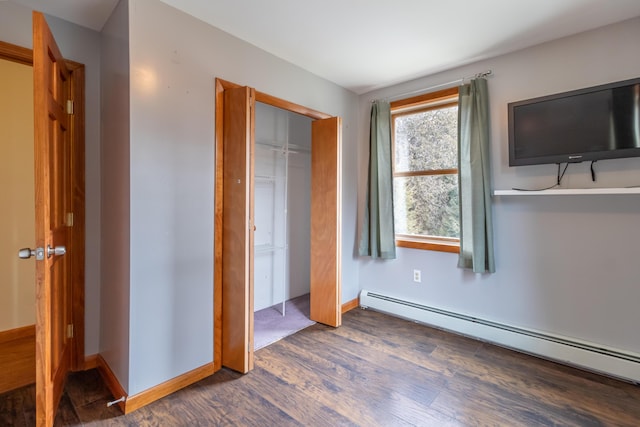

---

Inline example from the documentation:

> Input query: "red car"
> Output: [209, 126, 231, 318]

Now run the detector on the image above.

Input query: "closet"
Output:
[253, 102, 312, 317]
[216, 78, 341, 373]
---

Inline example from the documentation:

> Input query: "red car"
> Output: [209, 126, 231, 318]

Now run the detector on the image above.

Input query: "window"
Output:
[391, 87, 460, 253]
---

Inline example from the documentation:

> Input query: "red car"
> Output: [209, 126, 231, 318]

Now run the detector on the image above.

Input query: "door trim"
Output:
[255, 91, 331, 120]
[0, 39, 85, 372]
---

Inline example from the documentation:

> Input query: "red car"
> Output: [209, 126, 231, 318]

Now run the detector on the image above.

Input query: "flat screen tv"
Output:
[508, 77, 640, 166]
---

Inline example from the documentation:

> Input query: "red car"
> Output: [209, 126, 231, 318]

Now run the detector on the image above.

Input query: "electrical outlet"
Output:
[413, 269, 421, 283]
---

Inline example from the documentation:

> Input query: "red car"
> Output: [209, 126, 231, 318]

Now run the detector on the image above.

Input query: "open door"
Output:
[33, 12, 73, 426]
[221, 86, 255, 373]
[310, 117, 342, 327]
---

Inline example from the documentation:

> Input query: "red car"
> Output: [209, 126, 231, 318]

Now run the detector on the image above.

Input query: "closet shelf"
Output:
[256, 139, 286, 148]
[493, 187, 640, 196]
[254, 244, 285, 254]
[256, 140, 310, 153]
[255, 174, 277, 182]
[288, 143, 311, 153]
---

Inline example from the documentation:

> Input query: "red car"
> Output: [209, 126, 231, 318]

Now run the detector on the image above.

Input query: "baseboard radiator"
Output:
[359, 290, 640, 383]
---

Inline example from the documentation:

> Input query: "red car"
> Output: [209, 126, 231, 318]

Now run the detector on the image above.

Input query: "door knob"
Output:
[18, 247, 45, 260]
[47, 245, 66, 258]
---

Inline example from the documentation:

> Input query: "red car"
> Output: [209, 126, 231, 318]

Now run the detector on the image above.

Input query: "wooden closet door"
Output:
[221, 86, 255, 373]
[33, 11, 73, 426]
[310, 117, 342, 327]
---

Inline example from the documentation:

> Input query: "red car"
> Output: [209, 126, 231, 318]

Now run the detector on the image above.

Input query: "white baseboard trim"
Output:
[359, 290, 640, 383]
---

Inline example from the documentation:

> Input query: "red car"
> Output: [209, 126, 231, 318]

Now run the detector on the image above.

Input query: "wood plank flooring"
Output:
[2, 308, 640, 426]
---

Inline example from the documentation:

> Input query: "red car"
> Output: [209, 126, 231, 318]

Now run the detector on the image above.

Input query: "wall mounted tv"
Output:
[508, 77, 640, 166]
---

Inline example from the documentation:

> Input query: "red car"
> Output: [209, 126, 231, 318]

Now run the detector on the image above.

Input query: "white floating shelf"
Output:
[493, 187, 640, 196]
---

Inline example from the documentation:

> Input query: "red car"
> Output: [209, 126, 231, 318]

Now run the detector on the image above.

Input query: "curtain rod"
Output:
[374, 69, 493, 103]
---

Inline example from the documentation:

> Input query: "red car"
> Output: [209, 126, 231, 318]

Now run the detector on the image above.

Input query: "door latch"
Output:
[18, 247, 45, 261]
[19, 245, 66, 260]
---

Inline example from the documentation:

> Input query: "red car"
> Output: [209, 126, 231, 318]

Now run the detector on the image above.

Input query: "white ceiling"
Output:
[12, 0, 640, 94]
[12, 0, 119, 33]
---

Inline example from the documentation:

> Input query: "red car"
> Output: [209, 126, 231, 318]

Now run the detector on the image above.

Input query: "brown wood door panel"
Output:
[33, 11, 73, 426]
[221, 86, 255, 373]
[310, 117, 342, 327]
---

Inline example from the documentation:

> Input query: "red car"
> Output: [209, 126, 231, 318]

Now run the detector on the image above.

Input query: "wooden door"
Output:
[310, 117, 342, 327]
[33, 11, 73, 426]
[221, 86, 255, 373]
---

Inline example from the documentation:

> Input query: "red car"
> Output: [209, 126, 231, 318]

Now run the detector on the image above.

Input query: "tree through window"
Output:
[391, 87, 460, 252]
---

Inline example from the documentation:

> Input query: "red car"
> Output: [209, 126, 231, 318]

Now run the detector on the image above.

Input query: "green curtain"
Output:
[457, 78, 495, 273]
[359, 100, 396, 259]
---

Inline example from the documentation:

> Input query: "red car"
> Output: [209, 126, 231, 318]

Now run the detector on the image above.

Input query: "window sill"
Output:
[396, 238, 460, 254]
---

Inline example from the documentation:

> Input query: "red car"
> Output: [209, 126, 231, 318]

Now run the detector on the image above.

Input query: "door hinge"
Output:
[67, 324, 74, 338]
[66, 212, 74, 227]
[66, 100, 74, 115]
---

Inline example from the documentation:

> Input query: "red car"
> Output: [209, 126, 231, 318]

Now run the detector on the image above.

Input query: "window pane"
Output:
[393, 174, 459, 238]
[394, 106, 458, 172]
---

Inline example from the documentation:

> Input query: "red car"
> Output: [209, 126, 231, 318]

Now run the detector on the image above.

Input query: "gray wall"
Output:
[287, 113, 312, 301]
[358, 17, 640, 355]
[100, 0, 130, 391]
[128, 0, 214, 395]
[0, 0, 102, 356]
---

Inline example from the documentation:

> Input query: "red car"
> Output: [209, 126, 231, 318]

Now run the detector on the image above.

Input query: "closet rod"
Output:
[375, 69, 492, 103]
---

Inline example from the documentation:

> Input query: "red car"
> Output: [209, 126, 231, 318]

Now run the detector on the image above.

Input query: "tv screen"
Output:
[508, 78, 640, 166]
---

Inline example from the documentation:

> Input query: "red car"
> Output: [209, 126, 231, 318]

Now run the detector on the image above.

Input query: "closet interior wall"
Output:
[254, 102, 312, 314]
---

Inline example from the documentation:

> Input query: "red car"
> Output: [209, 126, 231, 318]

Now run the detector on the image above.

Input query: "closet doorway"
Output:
[253, 102, 314, 351]
[214, 79, 342, 374]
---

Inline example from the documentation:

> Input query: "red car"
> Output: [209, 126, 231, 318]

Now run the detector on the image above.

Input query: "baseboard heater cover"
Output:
[359, 290, 640, 383]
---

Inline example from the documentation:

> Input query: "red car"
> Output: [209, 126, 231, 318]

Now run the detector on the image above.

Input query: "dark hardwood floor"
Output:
[2, 309, 640, 426]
